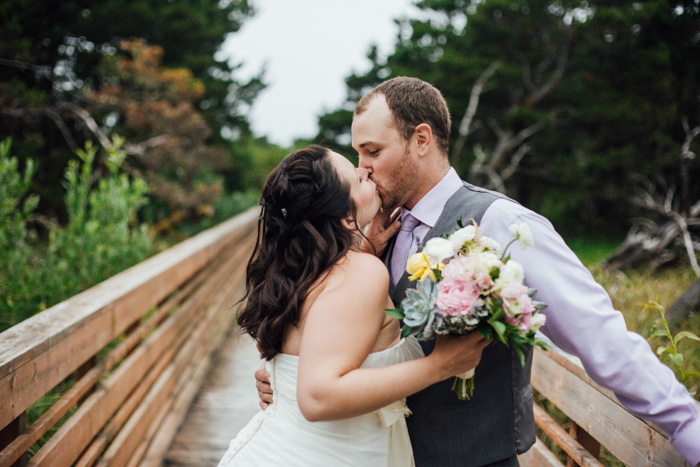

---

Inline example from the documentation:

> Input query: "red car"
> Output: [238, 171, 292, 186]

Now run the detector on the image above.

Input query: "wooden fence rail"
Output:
[0, 207, 259, 467]
[1, 205, 697, 466]
[519, 340, 698, 467]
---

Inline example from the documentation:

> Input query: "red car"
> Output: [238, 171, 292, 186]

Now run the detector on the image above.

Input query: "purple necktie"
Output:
[391, 214, 421, 283]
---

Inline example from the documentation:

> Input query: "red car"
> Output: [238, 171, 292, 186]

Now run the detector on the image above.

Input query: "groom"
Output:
[258, 77, 700, 466]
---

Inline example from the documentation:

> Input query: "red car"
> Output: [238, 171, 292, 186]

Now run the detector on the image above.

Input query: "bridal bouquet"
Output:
[386, 219, 547, 399]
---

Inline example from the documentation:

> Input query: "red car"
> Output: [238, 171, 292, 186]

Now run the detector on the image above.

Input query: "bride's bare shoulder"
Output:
[344, 251, 389, 279]
[323, 251, 389, 294]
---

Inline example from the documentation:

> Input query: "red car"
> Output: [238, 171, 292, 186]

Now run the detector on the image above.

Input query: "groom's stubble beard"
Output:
[379, 146, 419, 212]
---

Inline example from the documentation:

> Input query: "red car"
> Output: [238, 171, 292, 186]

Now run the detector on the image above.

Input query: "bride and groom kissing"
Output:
[218, 77, 700, 466]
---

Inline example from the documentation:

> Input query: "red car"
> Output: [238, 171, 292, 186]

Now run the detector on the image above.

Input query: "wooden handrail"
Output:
[0, 207, 259, 466]
[519, 339, 698, 467]
[2, 206, 697, 466]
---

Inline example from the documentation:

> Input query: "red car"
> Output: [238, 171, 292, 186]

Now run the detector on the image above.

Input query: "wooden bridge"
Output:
[0, 208, 695, 466]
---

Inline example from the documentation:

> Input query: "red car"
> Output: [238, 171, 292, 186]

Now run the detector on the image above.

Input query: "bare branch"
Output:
[123, 135, 169, 156]
[0, 106, 78, 152]
[0, 58, 52, 79]
[669, 209, 700, 277]
[528, 46, 569, 106]
[450, 61, 501, 166]
[500, 144, 530, 182]
[681, 118, 700, 161]
[484, 166, 506, 194]
[45, 109, 79, 152]
[488, 120, 547, 170]
[59, 103, 113, 151]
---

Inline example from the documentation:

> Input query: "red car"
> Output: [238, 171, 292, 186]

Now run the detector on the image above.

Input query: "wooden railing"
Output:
[519, 340, 698, 467]
[2, 205, 696, 466]
[0, 207, 259, 467]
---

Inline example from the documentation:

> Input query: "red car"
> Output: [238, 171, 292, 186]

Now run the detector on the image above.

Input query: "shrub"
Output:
[0, 138, 152, 331]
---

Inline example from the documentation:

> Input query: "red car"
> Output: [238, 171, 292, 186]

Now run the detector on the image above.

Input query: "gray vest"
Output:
[386, 183, 535, 467]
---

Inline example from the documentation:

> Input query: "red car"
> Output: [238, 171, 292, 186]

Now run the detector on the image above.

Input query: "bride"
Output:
[218, 145, 488, 466]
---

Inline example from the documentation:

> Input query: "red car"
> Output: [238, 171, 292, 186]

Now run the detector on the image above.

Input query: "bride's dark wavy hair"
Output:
[237, 145, 358, 359]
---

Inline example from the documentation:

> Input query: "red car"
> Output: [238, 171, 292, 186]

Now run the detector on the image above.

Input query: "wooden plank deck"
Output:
[164, 326, 261, 466]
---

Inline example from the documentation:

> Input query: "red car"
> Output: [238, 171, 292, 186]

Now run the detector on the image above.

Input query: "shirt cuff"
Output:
[671, 416, 700, 466]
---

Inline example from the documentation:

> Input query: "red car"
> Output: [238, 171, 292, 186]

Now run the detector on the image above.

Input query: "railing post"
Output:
[566, 422, 601, 467]
[0, 413, 27, 467]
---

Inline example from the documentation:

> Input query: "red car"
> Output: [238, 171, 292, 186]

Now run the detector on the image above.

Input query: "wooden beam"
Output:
[531, 345, 690, 466]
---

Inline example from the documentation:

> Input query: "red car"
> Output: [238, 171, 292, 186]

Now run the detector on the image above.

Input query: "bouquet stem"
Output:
[451, 368, 475, 400]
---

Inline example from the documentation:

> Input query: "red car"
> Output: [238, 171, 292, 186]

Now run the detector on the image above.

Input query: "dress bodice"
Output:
[218, 337, 424, 466]
[269, 337, 424, 402]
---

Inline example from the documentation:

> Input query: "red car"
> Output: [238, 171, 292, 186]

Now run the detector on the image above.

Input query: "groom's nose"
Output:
[358, 155, 371, 171]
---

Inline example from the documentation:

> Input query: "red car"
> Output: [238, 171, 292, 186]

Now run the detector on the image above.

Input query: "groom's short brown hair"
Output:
[354, 77, 451, 156]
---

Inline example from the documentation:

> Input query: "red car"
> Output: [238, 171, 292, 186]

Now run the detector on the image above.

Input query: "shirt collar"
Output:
[401, 167, 462, 228]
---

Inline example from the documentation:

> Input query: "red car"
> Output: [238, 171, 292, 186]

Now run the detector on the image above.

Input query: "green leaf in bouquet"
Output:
[489, 300, 504, 321]
[477, 323, 492, 340]
[457, 217, 464, 228]
[489, 267, 500, 281]
[400, 325, 412, 339]
[491, 321, 507, 344]
[385, 308, 405, 319]
[535, 340, 549, 351]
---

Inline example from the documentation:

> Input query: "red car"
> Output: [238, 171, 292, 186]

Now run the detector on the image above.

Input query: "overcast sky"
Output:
[220, 0, 419, 147]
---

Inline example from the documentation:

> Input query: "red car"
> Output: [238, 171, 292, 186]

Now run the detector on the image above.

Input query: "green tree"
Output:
[0, 0, 264, 220]
[315, 0, 700, 237]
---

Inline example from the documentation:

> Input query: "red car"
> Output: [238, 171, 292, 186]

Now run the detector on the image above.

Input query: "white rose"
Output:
[530, 313, 547, 331]
[508, 223, 534, 248]
[499, 260, 524, 285]
[423, 237, 454, 264]
[448, 226, 476, 252]
[470, 251, 501, 276]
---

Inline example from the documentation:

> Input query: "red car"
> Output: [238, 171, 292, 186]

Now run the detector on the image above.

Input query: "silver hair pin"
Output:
[281, 208, 288, 219]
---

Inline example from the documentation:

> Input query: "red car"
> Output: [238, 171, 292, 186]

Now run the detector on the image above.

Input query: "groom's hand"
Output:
[255, 361, 273, 410]
[360, 208, 401, 257]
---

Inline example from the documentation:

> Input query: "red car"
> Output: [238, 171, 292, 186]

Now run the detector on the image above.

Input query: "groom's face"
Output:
[351, 95, 419, 211]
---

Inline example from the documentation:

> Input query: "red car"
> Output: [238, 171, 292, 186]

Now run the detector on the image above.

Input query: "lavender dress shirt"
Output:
[397, 168, 700, 465]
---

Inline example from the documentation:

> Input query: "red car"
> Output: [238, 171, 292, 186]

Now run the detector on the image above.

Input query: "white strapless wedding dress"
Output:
[217, 337, 424, 466]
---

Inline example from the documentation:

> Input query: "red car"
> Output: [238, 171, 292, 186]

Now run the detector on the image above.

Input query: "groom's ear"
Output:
[414, 123, 432, 157]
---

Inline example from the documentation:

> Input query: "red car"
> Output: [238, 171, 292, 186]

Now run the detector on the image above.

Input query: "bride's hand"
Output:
[360, 208, 401, 256]
[428, 332, 491, 381]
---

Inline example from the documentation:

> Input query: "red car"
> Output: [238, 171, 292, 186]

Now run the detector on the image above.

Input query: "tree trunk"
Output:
[667, 278, 700, 329]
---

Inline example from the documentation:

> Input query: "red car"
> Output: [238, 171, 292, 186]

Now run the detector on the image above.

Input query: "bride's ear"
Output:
[340, 216, 357, 231]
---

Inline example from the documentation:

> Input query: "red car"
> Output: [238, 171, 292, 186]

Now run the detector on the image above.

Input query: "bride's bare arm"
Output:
[296, 253, 489, 422]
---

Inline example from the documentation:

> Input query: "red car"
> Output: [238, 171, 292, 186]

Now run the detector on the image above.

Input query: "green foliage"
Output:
[0, 139, 152, 331]
[646, 297, 700, 395]
[0, 0, 264, 224]
[315, 0, 700, 237]
[0, 138, 39, 326]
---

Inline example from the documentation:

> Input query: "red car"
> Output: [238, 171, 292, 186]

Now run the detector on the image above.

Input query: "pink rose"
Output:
[506, 296, 535, 333]
[441, 256, 469, 280]
[476, 273, 492, 290]
[436, 275, 481, 317]
[500, 283, 528, 302]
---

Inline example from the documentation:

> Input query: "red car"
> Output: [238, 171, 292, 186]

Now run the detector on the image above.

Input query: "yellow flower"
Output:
[406, 252, 436, 281]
